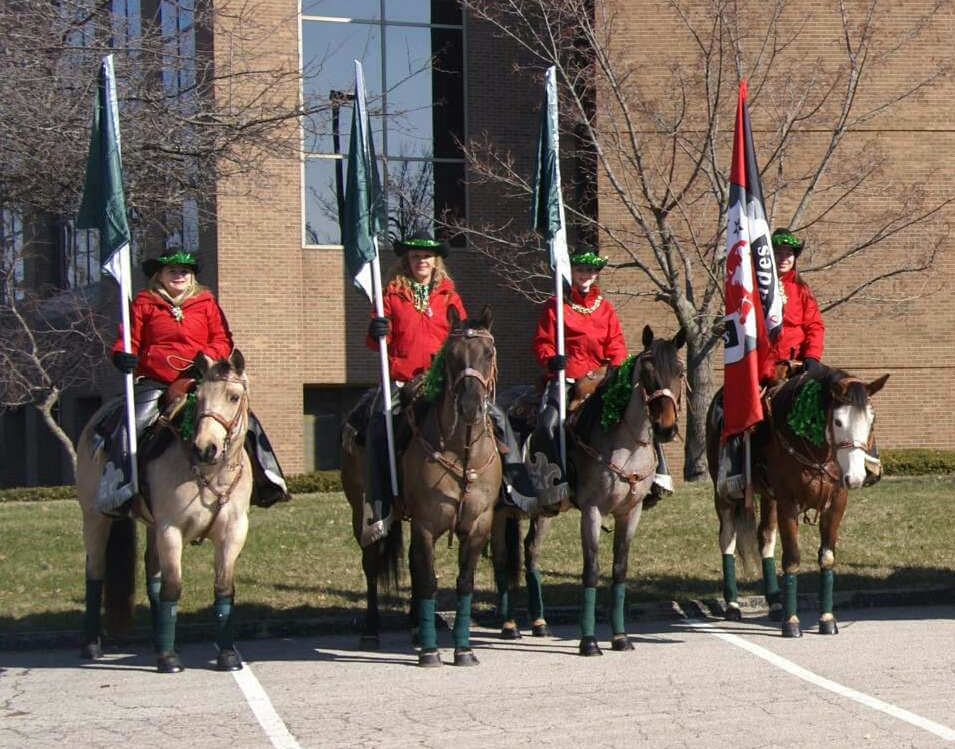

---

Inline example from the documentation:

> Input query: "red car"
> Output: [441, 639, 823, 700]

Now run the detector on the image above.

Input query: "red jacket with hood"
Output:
[113, 289, 234, 384]
[365, 277, 467, 383]
[761, 269, 825, 380]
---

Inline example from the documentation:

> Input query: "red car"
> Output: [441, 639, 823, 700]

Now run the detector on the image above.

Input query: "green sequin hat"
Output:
[393, 231, 450, 258]
[569, 248, 608, 270]
[771, 228, 804, 257]
[142, 249, 200, 277]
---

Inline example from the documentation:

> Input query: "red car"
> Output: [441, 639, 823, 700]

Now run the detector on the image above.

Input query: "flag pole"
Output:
[118, 246, 138, 494]
[553, 242, 568, 472]
[370, 245, 399, 498]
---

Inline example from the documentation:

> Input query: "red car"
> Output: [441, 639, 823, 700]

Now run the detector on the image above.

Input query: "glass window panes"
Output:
[304, 157, 348, 246]
[302, 20, 382, 154]
[302, 0, 380, 20]
[384, 0, 461, 25]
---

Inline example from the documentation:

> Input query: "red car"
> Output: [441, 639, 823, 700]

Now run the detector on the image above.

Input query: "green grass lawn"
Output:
[1, 476, 952, 635]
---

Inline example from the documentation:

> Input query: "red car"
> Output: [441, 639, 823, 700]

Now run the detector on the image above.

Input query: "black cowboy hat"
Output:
[393, 231, 450, 258]
[141, 249, 201, 278]
[771, 228, 804, 257]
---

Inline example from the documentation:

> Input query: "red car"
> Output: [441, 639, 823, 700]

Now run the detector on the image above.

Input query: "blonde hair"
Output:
[387, 253, 452, 291]
[148, 268, 204, 303]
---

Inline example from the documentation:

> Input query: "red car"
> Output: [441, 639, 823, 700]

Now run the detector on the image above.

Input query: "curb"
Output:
[3, 586, 954, 653]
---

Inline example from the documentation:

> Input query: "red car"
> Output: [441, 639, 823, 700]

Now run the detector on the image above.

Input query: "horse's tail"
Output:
[103, 518, 137, 636]
[504, 515, 522, 590]
[734, 502, 760, 575]
[375, 519, 404, 592]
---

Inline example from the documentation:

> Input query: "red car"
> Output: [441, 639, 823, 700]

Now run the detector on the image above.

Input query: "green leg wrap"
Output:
[453, 594, 472, 649]
[84, 579, 103, 643]
[609, 583, 626, 635]
[818, 568, 834, 616]
[721, 554, 738, 604]
[526, 568, 544, 622]
[418, 598, 437, 651]
[494, 570, 511, 622]
[580, 586, 597, 638]
[783, 573, 798, 619]
[146, 578, 161, 649]
[214, 595, 235, 651]
[762, 557, 781, 604]
[157, 600, 178, 654]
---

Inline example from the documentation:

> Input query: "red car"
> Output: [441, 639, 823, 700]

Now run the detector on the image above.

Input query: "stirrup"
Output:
[862, 454, 883, 488]
[652, 473, 674, 495]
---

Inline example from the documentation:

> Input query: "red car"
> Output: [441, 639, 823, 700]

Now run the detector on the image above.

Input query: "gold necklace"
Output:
[568, 295, 603, 314]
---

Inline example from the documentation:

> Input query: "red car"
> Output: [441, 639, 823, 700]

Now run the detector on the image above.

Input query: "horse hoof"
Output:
[818, 618, 839, 635]
[500, 624, 522, 640]
[359, 634, 381, 650]
[724, 605, 742, 622]
[80, 640, 102, 660]
[578, 636, 603, 657]
[781, 620, 803, 639]
[157, 652, 184, 673]
[216, 649, 243, 671]
[768, 603, 784, 622]
[418, 649, 443, 668]
[453, 648, 480, 666]
[531, 621, 552, 637]
[611, 635, 634, 652]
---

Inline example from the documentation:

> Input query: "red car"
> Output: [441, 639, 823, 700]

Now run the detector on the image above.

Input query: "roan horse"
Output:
[706, 364, 888, 637]
[75, 350, 253, 672]
[570, 325, 685, 655]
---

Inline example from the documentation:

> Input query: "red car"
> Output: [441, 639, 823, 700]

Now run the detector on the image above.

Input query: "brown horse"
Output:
[706, 364, 888, 637]
[573, 325, 685, 655]
[75, 350, 253, 672]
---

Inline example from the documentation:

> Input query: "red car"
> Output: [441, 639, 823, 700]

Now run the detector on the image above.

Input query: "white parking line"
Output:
[691, 621, 955, 742]
[229, 655, 302, 749]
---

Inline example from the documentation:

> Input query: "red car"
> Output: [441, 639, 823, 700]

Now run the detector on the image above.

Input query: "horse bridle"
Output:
[194, 376, 248, 459]
[446, 327, 497, 403]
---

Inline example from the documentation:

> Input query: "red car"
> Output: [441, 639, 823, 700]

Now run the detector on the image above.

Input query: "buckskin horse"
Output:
[706, 364, 888, 637]
[75, 350, 253, 672]
[572, 325, 685, 655]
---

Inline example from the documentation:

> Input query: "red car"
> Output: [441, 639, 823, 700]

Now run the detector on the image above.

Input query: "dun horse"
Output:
[571, 325, 685, 655]
[75, 350, 253, 672]
[706, 365, 888, 636]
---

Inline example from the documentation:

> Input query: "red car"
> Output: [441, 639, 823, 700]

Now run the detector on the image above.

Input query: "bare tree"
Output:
[0, 241, 111, 471]
[457, 0, 953, 479]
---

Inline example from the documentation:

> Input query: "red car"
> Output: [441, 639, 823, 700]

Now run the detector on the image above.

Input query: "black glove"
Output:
[112, 351, 139, 374]
[803, 357, 821, 374]
[547, 354, 567, 373]
[367, 316, 390, 340]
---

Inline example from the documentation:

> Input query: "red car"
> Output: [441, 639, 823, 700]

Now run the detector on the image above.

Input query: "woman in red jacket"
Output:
[530, 249, 676, 506]
[98, 250, 289, 515]
[361, 232, 536, 545]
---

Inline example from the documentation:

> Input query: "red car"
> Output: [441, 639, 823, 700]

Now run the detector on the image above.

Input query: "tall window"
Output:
[0, 208, 24, 303]
[301, 1, 465, 247]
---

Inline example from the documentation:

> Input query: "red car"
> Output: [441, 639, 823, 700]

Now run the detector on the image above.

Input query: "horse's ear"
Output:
[230, 348, 245, 377]
[447, 305, 461, 330]
[866, 373, 889, 397]
[193, 352, 211, 377]
[642, 325, 654, 348]
[479, 304, 493, 331]
[672, 327, 686, 350]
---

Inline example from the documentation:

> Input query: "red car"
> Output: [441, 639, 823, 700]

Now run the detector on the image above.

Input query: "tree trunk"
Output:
[683, 339, 717, 482]
[37, 388, 77, 477]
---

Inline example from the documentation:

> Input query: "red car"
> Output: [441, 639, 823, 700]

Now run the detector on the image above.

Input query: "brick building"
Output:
[2, 0, 952, 487]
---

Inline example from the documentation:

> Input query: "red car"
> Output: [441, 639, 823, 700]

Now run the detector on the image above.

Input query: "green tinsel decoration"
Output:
[599, 354, 637, 430]
[422, 345, 448, 402]
[787, 378, 826, 445]
[178, 392, 199, 441]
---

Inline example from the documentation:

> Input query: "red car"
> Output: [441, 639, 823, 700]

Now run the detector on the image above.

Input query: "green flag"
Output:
[77, 54, 131, 284]
[530, 66, 570, 284]
[342, 60, 385, 301]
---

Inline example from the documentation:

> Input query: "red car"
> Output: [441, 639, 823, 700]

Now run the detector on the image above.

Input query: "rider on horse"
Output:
[531, 247, 675, 507]
[362, 231, 538, 546]
[96, 249, 290, 517]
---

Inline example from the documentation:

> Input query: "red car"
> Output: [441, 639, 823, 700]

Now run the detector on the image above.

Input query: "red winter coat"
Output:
[533, 285, 628, 379]
[113, 289, 234, 384]
[762, 269, 825, 380]
[365, 277, 467, 383]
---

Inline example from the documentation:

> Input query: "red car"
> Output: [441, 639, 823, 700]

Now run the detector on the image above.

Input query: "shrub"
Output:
[286, 471, 343, 495]
[881, 449, 955, 477]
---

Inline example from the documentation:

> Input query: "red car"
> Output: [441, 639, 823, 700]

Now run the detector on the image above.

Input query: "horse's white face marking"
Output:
[830, 401, 873, 489]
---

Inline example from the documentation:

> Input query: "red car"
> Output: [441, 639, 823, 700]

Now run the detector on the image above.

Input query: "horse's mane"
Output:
[451, 317, 491, 334]
[771, 364, 867, 423]
[647, 337, 682, 386]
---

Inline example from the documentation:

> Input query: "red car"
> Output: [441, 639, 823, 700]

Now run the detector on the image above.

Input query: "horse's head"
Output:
[635, 325, 686, 442]
[828, 371, 889, 488]
[190, 349, 249, 466]
[444, 305, 496, 425]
